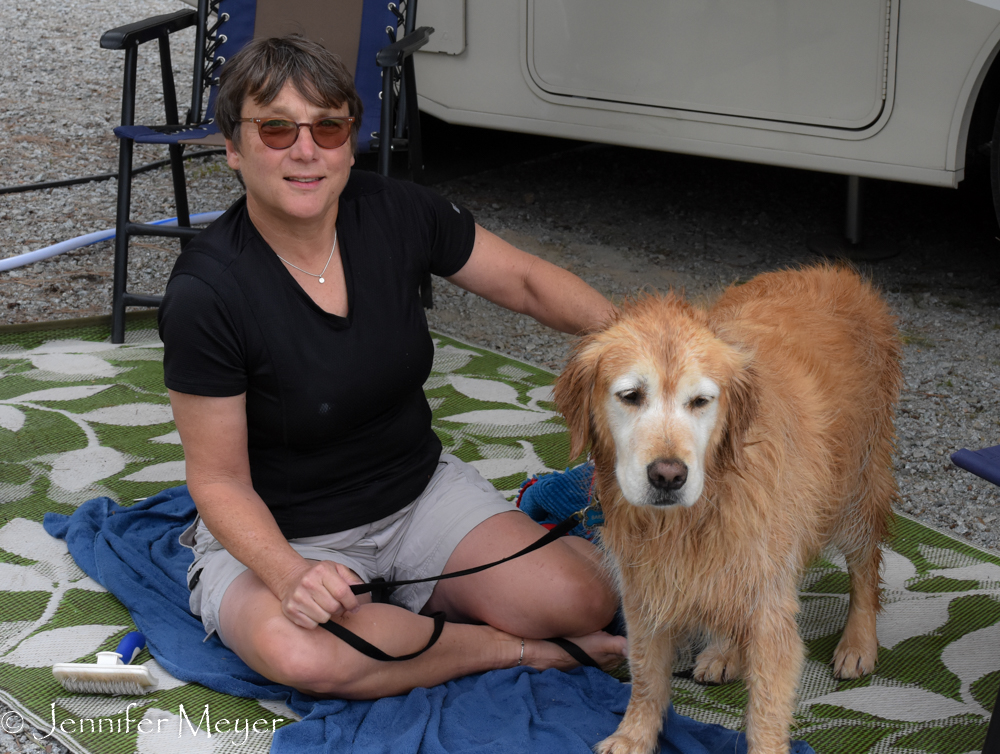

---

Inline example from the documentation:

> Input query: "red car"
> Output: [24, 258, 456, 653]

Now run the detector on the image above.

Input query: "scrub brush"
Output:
[53, 631, 158, 695]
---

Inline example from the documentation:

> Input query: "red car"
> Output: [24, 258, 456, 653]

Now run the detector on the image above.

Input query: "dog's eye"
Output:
[689, 396, 712, 410]
[616, 389, 642, 406]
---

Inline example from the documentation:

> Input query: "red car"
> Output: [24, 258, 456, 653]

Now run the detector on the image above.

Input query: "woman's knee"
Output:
[520, 548, 618, 635]
[559, 572, 619, 631]
[557, 541, 618, 615]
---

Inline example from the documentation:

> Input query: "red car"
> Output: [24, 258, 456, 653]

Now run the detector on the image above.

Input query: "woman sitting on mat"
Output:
[159, 34, 625, 699]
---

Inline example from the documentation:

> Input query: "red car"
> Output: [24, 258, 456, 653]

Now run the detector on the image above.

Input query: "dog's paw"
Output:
[594, 732, 658, 754]
[692, 643, 742, 685]
[831, 637, 877, 680]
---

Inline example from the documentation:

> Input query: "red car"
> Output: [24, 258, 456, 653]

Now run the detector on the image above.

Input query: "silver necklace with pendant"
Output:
[274, 230, 338, 284]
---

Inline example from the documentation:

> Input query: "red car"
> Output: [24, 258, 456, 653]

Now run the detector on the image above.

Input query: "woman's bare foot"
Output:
[521, 630, 627, 672]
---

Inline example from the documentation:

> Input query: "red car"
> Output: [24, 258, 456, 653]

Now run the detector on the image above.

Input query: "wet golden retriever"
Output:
[554, 265, 900, 754]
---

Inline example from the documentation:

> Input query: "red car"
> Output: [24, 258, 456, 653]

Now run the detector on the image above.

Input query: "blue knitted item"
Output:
[518, 463, 602, 539]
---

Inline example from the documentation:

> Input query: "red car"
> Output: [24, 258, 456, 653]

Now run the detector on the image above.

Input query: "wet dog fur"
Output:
[554, 265, 901, 754]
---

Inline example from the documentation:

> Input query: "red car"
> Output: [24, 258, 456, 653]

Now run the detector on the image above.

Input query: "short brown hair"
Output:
[215, 34, 363, 151]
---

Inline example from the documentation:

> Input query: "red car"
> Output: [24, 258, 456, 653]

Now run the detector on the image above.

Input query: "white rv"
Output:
[414, 0, 1000, 227]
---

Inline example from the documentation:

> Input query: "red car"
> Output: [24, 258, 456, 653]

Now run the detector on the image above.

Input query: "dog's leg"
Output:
[832, 464, 893, 680]
[741, 598, 804, 754]
[832, 541, 882, 679]
[596, 612, 675, 754]
[693, 634, 742, 685]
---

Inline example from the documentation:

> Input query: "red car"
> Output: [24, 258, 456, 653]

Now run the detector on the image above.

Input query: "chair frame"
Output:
[102, 7, 204, 344]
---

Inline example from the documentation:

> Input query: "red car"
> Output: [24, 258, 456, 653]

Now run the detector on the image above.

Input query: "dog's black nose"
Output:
[647, 459, 688, 490]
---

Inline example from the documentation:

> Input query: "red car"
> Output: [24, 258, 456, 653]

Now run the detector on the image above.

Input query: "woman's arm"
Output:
[169, 389, 361, 628]
[446, 224, 616, 335]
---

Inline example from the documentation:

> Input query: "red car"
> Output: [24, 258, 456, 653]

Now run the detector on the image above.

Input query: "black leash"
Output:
[348, 510, 584, 596]
[320, 510, 587, 662]
[323, 610, 448, 662]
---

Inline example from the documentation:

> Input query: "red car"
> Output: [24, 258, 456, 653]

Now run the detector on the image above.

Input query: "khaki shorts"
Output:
[179, 454, 518, 646]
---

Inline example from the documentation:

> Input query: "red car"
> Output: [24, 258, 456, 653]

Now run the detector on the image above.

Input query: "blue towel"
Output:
[44, 486, 815, 754]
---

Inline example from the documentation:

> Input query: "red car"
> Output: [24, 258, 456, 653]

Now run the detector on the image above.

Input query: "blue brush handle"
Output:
[115, 632, 146, 665]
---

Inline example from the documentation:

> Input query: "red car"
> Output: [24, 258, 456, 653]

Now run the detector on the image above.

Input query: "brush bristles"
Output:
[53, 663, 157, 696]
[58, 677, 153, 696]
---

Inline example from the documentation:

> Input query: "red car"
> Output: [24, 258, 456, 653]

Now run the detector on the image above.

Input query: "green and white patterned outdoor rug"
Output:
[0, 314, 998, 754]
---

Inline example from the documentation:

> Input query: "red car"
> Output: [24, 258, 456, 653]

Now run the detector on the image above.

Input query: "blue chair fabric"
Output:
[950, 444, 1000, 754]
[951, 445, 1000, 488]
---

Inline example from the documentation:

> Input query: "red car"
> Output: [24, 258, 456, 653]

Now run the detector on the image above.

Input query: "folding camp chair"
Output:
[951, 444, 1000, 754]
[100, 0, 433, 343]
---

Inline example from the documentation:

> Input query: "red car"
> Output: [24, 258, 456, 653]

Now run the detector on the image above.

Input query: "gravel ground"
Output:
[3, 1, 1000, 751]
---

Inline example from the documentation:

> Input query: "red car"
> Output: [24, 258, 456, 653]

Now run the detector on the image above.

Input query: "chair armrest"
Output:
[100, 9, 198, 50]
[376, 26, 434, 68]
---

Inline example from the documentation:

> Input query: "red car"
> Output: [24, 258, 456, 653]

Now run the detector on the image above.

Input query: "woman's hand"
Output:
[276, 559, 364, 629]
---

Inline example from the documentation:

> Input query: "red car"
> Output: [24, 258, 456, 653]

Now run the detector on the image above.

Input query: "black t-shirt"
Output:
[158, 170, 476, 538]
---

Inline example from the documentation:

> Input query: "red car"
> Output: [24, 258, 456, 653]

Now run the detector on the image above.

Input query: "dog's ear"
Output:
[718, 349, 759, 471]
[554, 339, 601, 462]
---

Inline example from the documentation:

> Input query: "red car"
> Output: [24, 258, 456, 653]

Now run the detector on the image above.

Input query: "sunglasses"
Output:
[238, 116, 356, 150]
